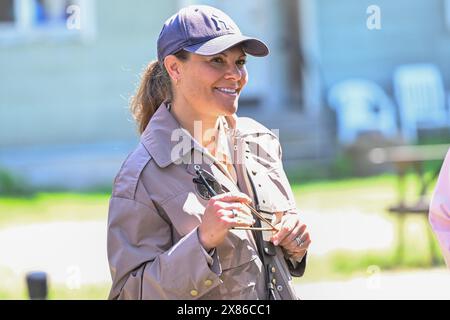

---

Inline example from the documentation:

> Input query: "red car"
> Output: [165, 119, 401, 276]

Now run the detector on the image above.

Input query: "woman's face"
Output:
[175, 46, 248, 119]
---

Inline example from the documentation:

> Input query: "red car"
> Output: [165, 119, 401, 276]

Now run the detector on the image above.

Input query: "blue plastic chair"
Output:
[328, 79, 399, 144]
[393, 63, 449, 142]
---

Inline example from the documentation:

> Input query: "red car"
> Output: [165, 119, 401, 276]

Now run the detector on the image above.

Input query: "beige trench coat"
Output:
[107, 103, 307, 300]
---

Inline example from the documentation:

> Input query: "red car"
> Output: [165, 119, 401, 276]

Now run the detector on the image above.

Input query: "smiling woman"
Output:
[164, 46, 249, 136]
[107, 5, 311, 300]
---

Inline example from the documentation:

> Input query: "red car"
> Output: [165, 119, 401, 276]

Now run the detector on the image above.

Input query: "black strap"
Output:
[246, 171, 277, 300]
[252, 219, 275, 300]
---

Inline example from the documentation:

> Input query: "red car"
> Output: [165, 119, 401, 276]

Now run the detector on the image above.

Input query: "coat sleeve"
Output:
[107, 196, 222, 299]
[429, 149, 450, 267]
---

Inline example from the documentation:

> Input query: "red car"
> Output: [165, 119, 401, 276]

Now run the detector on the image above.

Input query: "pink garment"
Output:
[429, 149, 450, 267]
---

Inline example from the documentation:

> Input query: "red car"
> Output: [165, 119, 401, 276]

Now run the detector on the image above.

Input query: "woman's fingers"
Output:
[280, 223, 306, 247]
[211, 200, 255, 228]
[200, 193, 253, 250]
[218, 202, 252, 217]
[219, 210, 255, 228]
[211, 192, 252, 205]
[271, 215, 299, 246]
[269, 213, 311, 259]
[211, 198, 254, 224]
[285, 233, 311, 256]
[232, 217, 256, 228]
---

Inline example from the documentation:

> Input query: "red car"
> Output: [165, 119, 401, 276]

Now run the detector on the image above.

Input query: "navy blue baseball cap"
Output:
[157, 5, 269, 62]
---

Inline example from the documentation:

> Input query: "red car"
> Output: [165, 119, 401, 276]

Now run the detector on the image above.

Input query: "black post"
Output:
[26, 271, 48, 300]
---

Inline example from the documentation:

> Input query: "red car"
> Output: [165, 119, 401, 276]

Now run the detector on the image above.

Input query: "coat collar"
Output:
[140, 102, 272, 168]
[140, 102, 196, 168]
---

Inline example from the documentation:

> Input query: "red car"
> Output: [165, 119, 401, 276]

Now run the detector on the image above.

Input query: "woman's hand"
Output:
[198, 192, 255, 251]
[270, 213, 311, 262]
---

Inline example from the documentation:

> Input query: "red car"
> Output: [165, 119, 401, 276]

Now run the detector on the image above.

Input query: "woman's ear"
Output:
[163, 55, 182, 84]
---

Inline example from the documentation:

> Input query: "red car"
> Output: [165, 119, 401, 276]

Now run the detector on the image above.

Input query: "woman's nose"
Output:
[224, 64, 243, 81]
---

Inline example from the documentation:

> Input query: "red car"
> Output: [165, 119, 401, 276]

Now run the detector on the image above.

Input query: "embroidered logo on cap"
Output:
[211, 14, 233, 31]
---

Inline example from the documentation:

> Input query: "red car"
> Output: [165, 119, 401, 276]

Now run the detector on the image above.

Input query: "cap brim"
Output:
[183, 34, 269, 57]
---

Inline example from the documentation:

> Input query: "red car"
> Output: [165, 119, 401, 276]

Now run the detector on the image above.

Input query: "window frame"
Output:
[0, 0, 96, 45]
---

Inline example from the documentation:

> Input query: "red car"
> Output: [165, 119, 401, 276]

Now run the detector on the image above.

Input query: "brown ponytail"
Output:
[130, 51, 189, 134]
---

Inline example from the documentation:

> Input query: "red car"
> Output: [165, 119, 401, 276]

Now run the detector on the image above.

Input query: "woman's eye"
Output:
[212, 57, 224, 63]
[237, 59, 247, 66]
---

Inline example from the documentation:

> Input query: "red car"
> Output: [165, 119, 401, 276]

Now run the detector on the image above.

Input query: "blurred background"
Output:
[0, 0, 450, 299]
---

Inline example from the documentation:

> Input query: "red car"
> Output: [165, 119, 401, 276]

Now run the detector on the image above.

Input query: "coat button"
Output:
[272, 278, 277, 285]
[271, 266, 276, 273]
[277, 285, 283, 292]
[204, 280, 213, 287]
[190, 290, 199, 297]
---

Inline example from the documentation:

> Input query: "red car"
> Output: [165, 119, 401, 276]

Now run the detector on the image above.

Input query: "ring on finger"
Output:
[231, 209, 238, 218]
[295, 236, 305, 247]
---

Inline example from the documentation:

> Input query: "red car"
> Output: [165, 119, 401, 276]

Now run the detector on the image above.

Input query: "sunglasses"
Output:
[193, 165, 278, 232]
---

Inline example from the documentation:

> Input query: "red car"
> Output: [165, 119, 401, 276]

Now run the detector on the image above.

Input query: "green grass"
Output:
[292, 172, 446, 284]
[0, 266, 110, 300]
[0, 172, 437, 226]
[0, 192, 110, 228]
[298, 239, 445, 284]
[0, 193, 111, 299]
[0, 172, 445, 298]
[292, 173, 430, 218]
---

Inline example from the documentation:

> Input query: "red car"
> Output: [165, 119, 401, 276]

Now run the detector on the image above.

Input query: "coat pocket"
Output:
[160, 191, 205, 237]
[118, 265, 144, 300]
[214, 230, 263, 297]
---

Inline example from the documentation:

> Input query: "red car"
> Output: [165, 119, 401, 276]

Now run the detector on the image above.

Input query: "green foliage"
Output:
[0, 168, 32, 197]
[285, 153, 355, 185]
[327, 152, 355, 179]
[417, 128, 450, 146]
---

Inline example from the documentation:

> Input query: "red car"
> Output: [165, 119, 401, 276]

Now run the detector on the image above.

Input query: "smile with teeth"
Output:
[215, 87, 238, 95]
